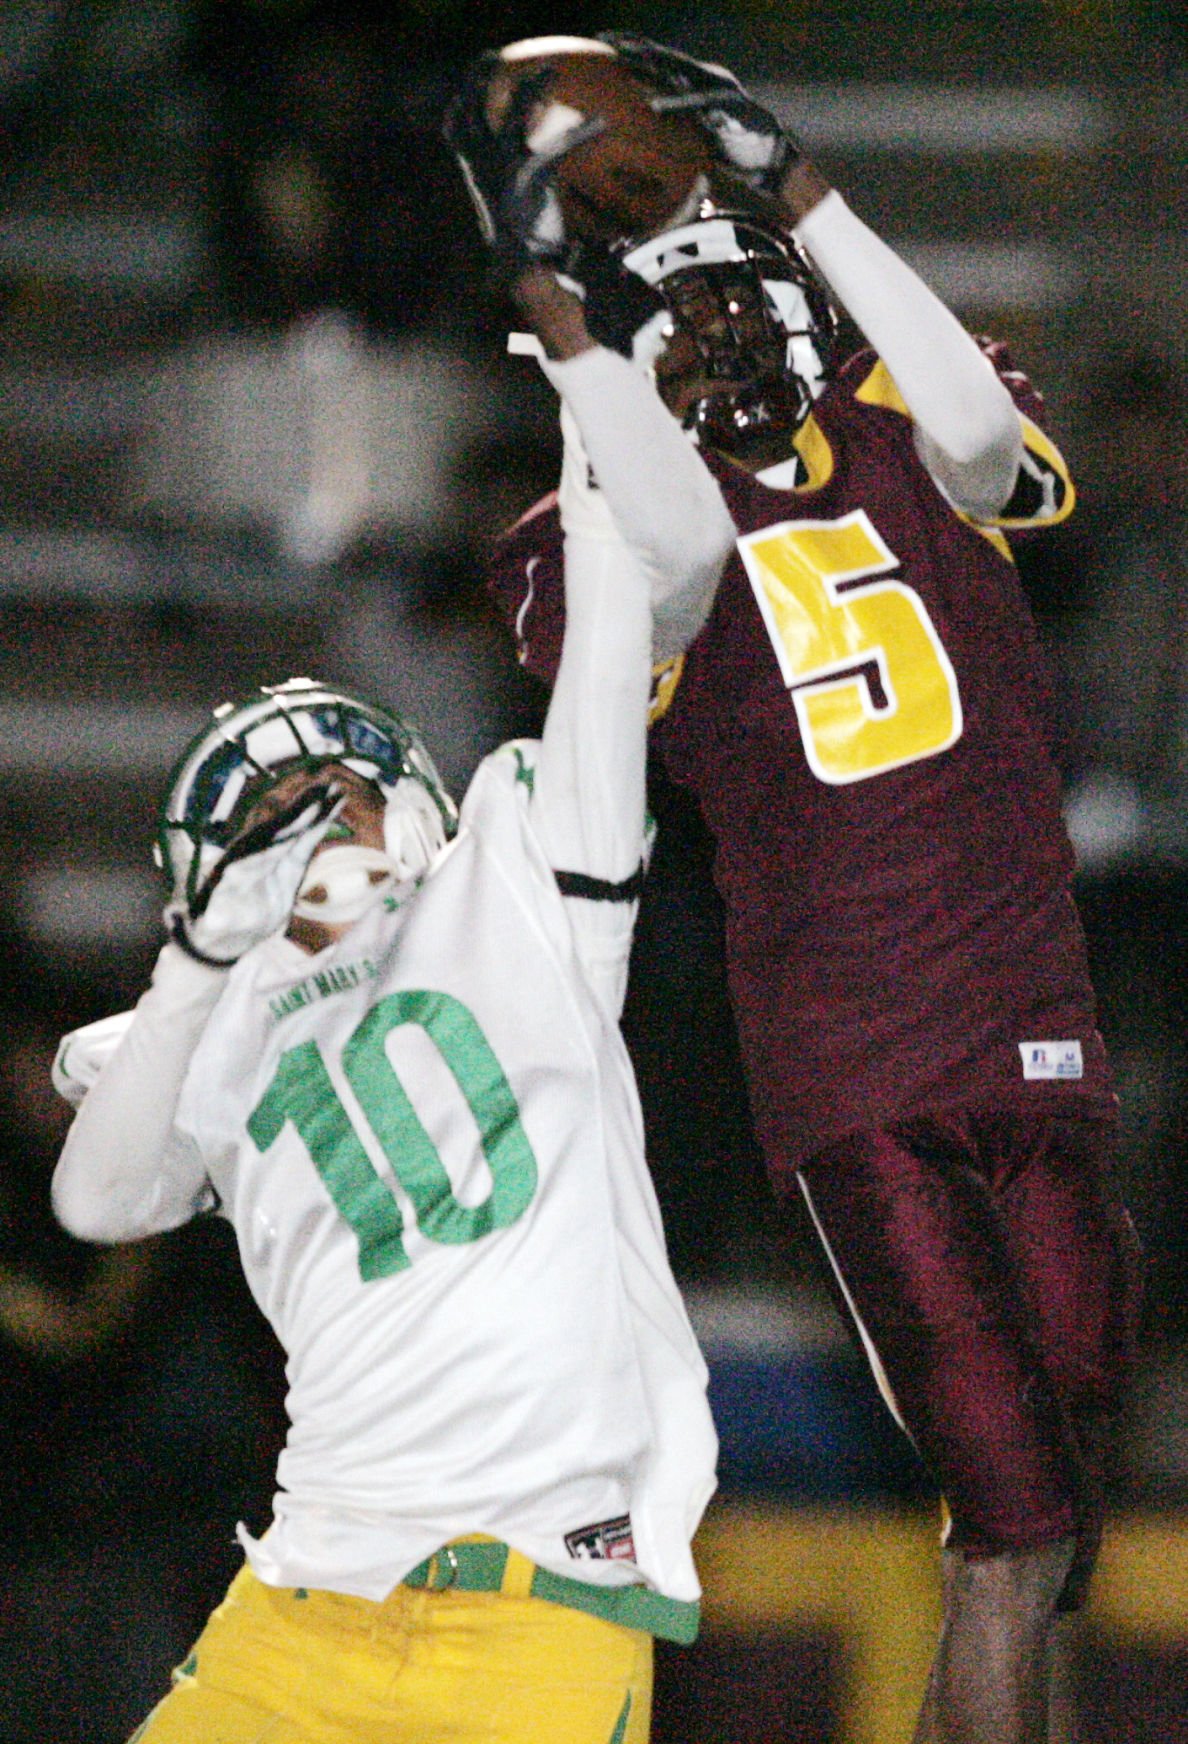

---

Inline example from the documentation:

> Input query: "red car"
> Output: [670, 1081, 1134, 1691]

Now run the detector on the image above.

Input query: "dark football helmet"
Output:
[156, 679, 457, 919]
[620, 211, 837, 471]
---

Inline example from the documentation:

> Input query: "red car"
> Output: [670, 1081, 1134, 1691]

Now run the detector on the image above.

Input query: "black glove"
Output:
[598, 32, 800, 197]
[443, 57, 605, 284]
[442, 50, 506, 244]
[569, 241, 670, 363]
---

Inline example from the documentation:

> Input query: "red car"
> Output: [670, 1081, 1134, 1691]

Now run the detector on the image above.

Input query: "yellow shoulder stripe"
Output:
[856, 358, 1075, 531]
[996, 414, 1075, 527]
[791, 412, 836, 491]
[853, 358, 910, 417]
[649, 655, 685, 724]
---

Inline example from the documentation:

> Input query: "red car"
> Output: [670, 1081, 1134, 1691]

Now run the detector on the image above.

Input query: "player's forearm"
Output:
[512, 265, 596, 359]
[534, 530, 652, 1019]
[52, 945, 222, 1242]
[542, 345, 736, 654]
[792, 189, 1023, 514]
[536, 532, 651, 885]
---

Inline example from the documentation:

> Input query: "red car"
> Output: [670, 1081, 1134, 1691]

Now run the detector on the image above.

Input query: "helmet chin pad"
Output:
[293, 846, 398, 926]
[291, 780, 451, 929]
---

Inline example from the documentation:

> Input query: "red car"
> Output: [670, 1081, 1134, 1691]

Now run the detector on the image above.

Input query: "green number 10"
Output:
[247, 991, 539, 1281]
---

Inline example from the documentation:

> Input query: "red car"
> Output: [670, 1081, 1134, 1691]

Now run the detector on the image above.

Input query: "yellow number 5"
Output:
[738, 510, 962, 785]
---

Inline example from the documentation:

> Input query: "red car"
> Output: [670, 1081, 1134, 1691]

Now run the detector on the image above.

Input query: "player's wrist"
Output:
[513, 267, 596, 360]
[165, 910, 241, 969]
[775, 158, 834, 226]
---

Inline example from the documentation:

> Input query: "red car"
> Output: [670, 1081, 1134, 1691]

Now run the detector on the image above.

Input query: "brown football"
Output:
[487, 39, 712, 244]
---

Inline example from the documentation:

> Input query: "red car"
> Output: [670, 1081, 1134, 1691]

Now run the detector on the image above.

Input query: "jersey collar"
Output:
[753, 409, 835, 492]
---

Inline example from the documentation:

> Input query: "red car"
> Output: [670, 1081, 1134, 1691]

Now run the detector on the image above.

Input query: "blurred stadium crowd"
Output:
[0, 2, 1184, 1738]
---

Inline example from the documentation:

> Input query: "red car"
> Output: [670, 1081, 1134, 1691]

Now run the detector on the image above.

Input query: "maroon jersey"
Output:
[490, 345, 1115, 1166]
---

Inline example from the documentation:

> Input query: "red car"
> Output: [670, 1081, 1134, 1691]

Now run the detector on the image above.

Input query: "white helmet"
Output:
[156, 678, 457, 925]
[621, 211, 837, 470]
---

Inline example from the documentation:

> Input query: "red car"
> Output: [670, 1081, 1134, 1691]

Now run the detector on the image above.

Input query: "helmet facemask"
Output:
[621, 214, 836, 472]
[157, 679, 457, 929]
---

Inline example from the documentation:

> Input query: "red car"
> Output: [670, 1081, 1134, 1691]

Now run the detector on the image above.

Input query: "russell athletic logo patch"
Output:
[1020, 1040, 1083, 1080]
[564, 1515, 637, 1562]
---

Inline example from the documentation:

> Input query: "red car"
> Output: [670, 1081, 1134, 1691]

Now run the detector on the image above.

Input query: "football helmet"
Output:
[620, 212, 837, 470]
[157, 678, 457, 925]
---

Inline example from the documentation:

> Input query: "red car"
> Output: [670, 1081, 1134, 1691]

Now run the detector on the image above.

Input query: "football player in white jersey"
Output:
[49, 99, 734, 1744]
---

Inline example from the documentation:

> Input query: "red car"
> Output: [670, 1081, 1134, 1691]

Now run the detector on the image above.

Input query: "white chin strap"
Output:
[293, 781, 450, 927]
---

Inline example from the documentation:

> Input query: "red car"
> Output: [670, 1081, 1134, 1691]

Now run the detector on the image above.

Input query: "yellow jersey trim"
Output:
[853, 358, 910, 417]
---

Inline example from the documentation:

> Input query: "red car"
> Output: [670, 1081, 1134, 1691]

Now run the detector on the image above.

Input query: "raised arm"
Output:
[516, 279, 649, 842]
[530, 300, 737, 661]
[447, 90, 735, 1014]
[512, 270, 708, 1016]
[444, 44, 736, 666]
[604, 32, 1024, 521]
[778, 164, 1023, 520]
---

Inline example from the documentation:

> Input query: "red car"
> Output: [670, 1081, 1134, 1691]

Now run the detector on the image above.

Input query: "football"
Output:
[487, 39, 712, 244]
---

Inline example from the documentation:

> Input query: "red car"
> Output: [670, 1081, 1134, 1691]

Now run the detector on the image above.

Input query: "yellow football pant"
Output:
[128, 1560, 653, 1743]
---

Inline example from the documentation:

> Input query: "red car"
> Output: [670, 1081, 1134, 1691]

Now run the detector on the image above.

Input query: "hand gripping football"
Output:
[486, 39, 712, 244]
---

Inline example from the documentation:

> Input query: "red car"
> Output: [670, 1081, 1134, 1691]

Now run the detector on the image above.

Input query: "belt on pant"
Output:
[401, 1539, 699, 1645]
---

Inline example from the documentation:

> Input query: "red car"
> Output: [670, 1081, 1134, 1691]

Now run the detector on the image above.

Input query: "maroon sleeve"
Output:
[486, 492, 567, 688]
[973, 337, 1074, 532]
[976, 336, 1049, 427]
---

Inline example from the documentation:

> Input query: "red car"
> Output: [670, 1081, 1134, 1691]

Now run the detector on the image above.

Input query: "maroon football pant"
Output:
[792, 1111, 1142, 1608]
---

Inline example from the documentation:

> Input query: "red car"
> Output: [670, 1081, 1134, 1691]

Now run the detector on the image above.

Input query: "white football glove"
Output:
[165, 784, 344, 967]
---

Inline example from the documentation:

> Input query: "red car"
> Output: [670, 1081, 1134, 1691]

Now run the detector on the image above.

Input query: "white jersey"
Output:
[169, 738, 716, 1607]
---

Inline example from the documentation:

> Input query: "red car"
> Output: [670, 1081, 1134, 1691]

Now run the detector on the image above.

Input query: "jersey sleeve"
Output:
[851, 338, 1074, 533]
[488, 499, 694, 726]
[51, 946, 222, 1243]
[971, 338, 1075, 531]
[53, 1010, 136, 1107]
[488, 495, 567, 689]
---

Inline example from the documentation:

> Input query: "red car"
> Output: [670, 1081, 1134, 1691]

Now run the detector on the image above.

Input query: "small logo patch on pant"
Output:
[1020, 1040, 1083, 1080]
[564, 1514, 636, 1562]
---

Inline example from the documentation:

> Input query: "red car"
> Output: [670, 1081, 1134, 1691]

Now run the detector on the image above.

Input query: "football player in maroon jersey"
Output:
[451, 33, 1143, 1744]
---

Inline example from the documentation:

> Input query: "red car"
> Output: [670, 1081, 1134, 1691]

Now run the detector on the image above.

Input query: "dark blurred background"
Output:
[0, 3, 1184, 1740]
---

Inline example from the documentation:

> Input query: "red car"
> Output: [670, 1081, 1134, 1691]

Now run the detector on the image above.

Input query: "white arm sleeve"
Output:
[532, 348, 696, 1019]
[794, 191, 1024, 519]
[541, 346, 736, 659]
[51, 945, 226, 1243]
[532, 526, 652, 1022]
